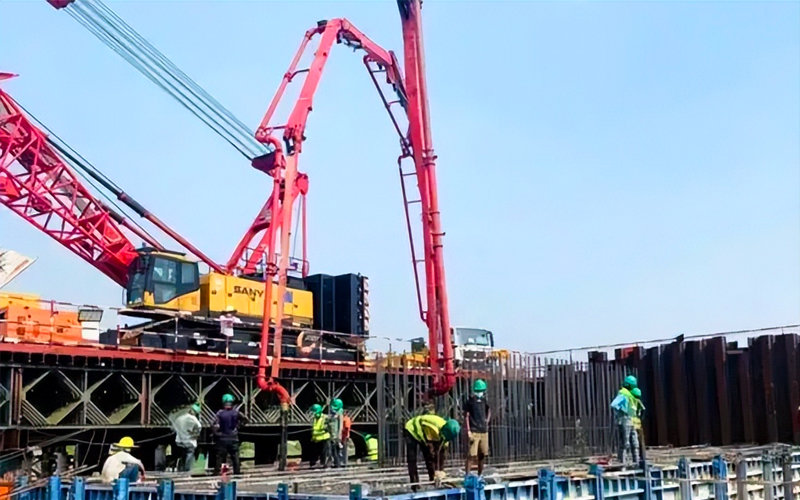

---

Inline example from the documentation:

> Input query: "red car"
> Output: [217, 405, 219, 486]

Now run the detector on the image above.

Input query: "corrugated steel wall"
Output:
[619, 333, 800, 447]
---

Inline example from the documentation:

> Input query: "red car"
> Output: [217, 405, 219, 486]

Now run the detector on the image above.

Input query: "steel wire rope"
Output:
[70, 1, 256, 156]
[83, 0, 263, 154]
[67, 0, 267, 159]
[66, 3, 256, 159]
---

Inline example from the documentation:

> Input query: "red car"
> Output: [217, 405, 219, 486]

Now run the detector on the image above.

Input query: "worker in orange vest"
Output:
[341, 412, 352, 466]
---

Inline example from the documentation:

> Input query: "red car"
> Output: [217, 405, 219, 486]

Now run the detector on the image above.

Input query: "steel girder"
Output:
[0, 363, 379, 429]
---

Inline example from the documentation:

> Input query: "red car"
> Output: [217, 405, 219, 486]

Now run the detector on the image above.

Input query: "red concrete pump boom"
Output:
[250, 1, 455, 398]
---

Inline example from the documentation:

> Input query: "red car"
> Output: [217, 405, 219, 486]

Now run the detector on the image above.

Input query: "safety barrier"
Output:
[7, 451, 800, 500]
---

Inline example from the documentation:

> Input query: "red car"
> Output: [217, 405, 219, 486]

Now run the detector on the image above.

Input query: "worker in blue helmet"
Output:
[610, 375, 638, 466]
[404, 414, 460, 490]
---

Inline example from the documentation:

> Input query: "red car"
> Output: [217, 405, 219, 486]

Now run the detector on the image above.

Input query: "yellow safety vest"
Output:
[366, 438, 378, 461]
[311, 415, 330, 442]
[405, 415, 446, 443]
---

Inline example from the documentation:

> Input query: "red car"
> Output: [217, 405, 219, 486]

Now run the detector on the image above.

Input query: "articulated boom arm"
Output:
[250, 9, 455, 398]
[0, 77, 140, 286]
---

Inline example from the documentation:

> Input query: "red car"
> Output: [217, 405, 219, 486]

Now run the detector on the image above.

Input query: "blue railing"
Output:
[9, 452, 800, 500]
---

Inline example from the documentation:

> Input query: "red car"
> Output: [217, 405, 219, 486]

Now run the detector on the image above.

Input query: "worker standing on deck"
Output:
[101, 437, 145, 484]
[463, 379, 491, 477]
[404, 415, 460, 490]
[329, 399, 345, 468]
[631, 388, 645, 462]
[213, 394, 247, 475]
[309, 404, 331, 468]
[173, 403, 202, 472]
[341, 411, 352, 466]
[610, 375, 638, 466]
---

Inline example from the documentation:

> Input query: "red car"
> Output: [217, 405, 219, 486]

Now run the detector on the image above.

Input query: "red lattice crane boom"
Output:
[0, 73, 223, 288]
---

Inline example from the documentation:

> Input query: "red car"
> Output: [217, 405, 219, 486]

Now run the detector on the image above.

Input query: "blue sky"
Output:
[1, 1, 798, 352]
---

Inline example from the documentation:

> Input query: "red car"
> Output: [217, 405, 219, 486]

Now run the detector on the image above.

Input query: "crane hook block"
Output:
[47, 0, 74, 9]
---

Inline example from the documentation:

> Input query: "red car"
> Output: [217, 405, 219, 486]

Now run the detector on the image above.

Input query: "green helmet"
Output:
[439, 419, 461, 442]
[191, 403, 202, 414]
[310, 404, 323, 415]
[222, 393, 235, 404]
[473, 379, 487, 393]
[364, 434, 373, 441]
[331, 398, 343, 411]
[632, 388, 642, 398]
[623, 375, 638, 389]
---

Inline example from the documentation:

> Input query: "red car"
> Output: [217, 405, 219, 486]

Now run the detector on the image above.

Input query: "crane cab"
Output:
[125, 248, 201, 312]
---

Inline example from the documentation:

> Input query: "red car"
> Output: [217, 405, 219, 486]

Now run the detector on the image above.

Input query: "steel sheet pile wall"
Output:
[376, 352, 628, 464]
[618, 333, 800, 447]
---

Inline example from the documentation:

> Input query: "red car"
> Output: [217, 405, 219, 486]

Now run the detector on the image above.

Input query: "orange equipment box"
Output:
[0, 303, 82, 343]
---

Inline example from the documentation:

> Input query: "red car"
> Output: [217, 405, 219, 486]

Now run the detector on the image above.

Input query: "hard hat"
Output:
[222, 393, 235, 404]
[191, 403, 202, 414]
[364, 434, 373, 441]
[473, 379, 487, 393]
[623, 375, 638, 389]
[439, 419, 461, 442]
[224, 305, 236, 313]
[331, 399, 343, 411]
[632, 388, 642, 398]
[310, 404, 323, 414]
[114, 436, 136, 449]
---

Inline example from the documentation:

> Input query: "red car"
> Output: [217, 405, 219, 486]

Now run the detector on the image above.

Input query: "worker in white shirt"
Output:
[101, 437, 145, 484]
[173, 403, 202, 472]
[219, 306, 241, 357]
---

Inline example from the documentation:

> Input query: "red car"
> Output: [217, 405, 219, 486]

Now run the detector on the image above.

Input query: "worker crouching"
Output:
[404, 415, 460, 491]
[101, 437, 145, 484]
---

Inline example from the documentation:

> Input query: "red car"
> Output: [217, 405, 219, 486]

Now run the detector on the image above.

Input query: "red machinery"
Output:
[246, 8, 455, 398]
[0, 72, 220, 286]
[17, 0, 456, 399]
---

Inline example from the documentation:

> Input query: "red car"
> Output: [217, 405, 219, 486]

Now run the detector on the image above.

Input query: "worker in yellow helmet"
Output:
[404, 414, 460, 490]
[101, 437, 145, 484]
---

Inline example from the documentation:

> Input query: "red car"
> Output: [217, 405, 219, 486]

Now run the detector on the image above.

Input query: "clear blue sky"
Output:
[1, 1, 798, 352]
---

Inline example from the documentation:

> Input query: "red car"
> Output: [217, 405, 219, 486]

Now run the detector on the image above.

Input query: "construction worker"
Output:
[213, 394, 247, 475]
[463, 379, 491, 476]
[101, 437, 145, 484]
[610, 375, 638, 466]
[341, 411, 352, 466]
[329, 398, 345, 468]
[404, 414, 460, 490]
[364, 434, 378, 462]
[631, 387, 645, 460]
[172, 403, 202, 472]
[308, 404, 331, 468]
